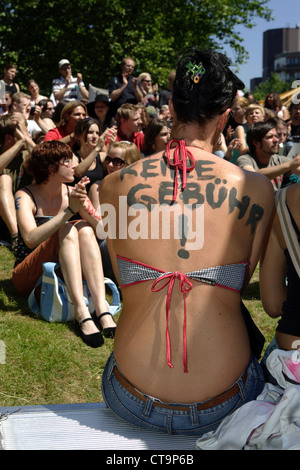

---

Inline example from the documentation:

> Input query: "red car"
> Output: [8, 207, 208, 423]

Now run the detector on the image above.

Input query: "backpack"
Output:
[28, 262, 121, 322]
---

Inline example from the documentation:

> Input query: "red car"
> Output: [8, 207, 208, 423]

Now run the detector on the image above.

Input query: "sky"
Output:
[222, 0, 300, 90]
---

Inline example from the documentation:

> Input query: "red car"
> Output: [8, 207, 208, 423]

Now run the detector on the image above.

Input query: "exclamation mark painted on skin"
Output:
[178, 214, 190, 259]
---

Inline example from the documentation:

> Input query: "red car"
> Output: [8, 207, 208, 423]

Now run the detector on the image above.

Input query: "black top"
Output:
[277, 205, 300, 336]
[5, 82, 18, 95]
[73, 152, 104, 192]
[158, 88, 172, 108]
[108, 75, 141, 115]
[291, 124, 300, 137]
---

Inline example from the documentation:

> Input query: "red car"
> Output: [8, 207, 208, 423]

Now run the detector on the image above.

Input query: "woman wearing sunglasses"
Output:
[105, 141, 141, 174]
[88, 141, 141, 207]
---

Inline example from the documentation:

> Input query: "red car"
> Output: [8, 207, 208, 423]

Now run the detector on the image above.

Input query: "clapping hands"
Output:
[69, 176, 90, 213]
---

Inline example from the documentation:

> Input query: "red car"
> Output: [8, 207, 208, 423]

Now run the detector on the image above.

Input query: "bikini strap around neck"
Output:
[164, 139, 196, 201]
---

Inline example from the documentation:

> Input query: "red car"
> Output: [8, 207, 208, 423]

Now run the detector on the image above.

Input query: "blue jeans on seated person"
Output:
[101, 352, 265, 436]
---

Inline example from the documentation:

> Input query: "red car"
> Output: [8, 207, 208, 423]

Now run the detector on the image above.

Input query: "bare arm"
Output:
[242, 174, 275, 290]
[88, 181, 102, 209]
[259, 156, 300, 179]
[54, 83, 70, 101]
[224, 138, 242, 161]
[16, 190, 74, 249]
[10, 112, 36, 152]
[0, 136, 25, 173]
[32, 105, 55, 134]
[242, 155, 300, 179]
[74, 141, 104, 178]
[109, 74, 128, 102]
[109, 75, 142, 103]
[235, 125, 248, 155]
[76, 73, 88, 100]
[74, 177, 107, 241]
[15, 181, 87, 249]
[132, 77, 143, 103]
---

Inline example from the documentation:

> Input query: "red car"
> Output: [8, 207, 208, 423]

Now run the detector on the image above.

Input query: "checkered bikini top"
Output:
[116, 255, 247, 373]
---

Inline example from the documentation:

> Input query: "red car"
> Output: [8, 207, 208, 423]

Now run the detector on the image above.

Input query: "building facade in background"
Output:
[250, 25, 300, 90]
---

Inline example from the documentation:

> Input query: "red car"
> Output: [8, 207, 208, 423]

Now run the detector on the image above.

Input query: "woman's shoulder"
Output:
[15, 185, 37, 212]
[73, 149, 81, 162]
[219, 157, 274, 195]
[15, 184, 35, 198]
[235, 124, 246, 133]
[245, 167, 275, 201]
[286, 182, 300, 206]
[42, 117, 55, 130]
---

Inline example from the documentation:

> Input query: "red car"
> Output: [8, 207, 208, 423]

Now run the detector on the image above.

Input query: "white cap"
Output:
[58, 59, 70, 69]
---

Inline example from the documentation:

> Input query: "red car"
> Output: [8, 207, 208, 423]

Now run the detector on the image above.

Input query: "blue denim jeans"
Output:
[101, 352, 265, 436]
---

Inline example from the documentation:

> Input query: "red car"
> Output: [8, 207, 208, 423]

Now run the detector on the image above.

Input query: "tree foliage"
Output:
[253, 73, 294, 101]
[0, 0, 272, 95]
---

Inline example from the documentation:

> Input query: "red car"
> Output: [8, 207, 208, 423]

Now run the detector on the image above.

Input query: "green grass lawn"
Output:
[0, 246, 278, 408]
[0, 246, 115, 407]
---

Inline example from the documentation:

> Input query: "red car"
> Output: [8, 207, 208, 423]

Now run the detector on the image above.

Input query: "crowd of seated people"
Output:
[1, 55, 300, 421]
[0, 58, 174, 348]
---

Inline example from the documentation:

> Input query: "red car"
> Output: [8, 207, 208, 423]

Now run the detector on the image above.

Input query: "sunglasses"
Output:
[105, 156, 125, 166]
[60, 159, 73, 167]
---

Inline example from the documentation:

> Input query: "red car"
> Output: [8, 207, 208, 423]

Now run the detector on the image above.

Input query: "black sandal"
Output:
[76, 318, 104, 348]
[93, 312, 116, 338]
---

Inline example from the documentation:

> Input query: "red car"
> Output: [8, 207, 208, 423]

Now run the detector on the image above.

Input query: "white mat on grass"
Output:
[0, 403, 197, 450]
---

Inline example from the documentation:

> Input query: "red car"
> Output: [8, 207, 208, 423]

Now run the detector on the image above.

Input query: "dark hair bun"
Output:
[172, 48, 245, 125]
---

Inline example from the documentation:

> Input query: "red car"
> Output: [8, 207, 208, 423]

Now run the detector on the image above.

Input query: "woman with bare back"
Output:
[100, 48, 274, 435]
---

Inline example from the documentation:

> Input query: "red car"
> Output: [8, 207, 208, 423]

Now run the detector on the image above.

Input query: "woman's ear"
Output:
[220, 108, 231, 130]
[48, 164, 57, 175]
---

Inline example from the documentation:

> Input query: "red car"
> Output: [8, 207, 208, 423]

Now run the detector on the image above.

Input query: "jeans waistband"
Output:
[112, 365, 247, 412]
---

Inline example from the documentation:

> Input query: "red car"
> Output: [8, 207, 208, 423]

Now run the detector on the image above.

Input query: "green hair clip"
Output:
[186, 61, 206, 83]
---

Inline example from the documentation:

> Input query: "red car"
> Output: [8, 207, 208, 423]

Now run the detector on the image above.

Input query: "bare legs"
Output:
[76, 222, 116, 330]
[0, 175, 18, 236]
[58, 221, 116, 336]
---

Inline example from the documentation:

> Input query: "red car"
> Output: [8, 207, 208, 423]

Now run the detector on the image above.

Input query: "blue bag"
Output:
[103, 278, 122, 316]
[28, 262, 77, 322]
[28, 262, 121, 322]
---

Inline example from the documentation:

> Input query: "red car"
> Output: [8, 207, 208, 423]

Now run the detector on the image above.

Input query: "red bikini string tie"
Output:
[164, 139, 196, 201]
[151, 271, 193, 373]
